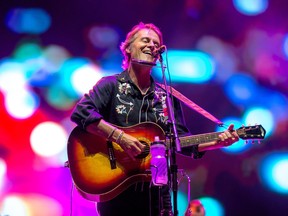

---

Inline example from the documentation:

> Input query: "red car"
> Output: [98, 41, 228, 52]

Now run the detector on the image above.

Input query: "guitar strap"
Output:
[107, 141, 116, 169]
[157, 83, 224, 126]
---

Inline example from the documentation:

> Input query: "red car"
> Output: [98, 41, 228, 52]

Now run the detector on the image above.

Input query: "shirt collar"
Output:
[117, 70, 156, 94]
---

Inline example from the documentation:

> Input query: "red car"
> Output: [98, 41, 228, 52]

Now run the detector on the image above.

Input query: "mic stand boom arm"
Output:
[158, 54, 181, 216]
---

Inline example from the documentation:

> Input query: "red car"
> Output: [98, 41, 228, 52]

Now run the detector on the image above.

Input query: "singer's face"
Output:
[128, 28, 161, 63]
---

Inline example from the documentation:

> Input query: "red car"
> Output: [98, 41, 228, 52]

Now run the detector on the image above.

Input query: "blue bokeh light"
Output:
[6, 8, 51, 34]
[152, 50, 215, 83]
[233, 0, 268, 16]
[259, 153, 288, 194]
[224, 73, 259, 107]
[200, 196, 224, 216]
[243, 107, 274, 138]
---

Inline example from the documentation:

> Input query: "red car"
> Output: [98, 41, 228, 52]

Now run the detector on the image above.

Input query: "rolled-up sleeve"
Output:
[71, 77, 114, 129]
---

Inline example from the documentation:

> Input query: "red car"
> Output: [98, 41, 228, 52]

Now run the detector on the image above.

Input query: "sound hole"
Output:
[135, 141, 150, 159]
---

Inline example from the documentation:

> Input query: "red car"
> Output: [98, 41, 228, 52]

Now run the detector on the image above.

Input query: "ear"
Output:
[126, 46, 131, 54]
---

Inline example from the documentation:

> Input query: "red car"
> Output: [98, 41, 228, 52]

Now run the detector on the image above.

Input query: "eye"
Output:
[154, 42, 160, 48]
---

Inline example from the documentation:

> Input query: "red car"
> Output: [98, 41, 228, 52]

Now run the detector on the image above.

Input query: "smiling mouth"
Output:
[143, 50, 153, 56]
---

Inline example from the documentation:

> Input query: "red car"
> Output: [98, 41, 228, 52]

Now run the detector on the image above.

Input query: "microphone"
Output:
[152, 45, 166, 57]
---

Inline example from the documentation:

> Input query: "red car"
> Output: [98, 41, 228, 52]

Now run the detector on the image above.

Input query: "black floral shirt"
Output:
[71, 70, 204, 158]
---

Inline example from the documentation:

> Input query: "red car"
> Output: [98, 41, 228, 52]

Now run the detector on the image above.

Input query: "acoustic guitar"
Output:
[67, 122, 266, 202]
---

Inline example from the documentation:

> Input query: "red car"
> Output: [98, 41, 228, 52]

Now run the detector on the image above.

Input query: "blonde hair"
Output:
[120, 22, 163, 69]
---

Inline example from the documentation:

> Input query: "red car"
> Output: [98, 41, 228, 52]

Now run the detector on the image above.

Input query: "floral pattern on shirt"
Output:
[153, 86, 169, 124]
[115, 104, 127, 114]
[118, 83, 132, 95]
[116, 84, 134, 124]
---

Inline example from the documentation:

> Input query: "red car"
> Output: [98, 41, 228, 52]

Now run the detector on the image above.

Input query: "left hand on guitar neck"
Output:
[198, 124, 239, 152]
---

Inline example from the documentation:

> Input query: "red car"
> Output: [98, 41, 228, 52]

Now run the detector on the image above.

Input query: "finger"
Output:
[224, 130, 232, 138]
[126, 149, 136, 161]
[218, 134, 225, 141]
[132, 144, 142, 154]
[228, 124, 234, 131]
[219, 133, 229, 141]
[136, 142, 146, 151]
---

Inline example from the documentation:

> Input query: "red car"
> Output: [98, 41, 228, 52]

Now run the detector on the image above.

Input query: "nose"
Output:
[147, 40, 156, 49]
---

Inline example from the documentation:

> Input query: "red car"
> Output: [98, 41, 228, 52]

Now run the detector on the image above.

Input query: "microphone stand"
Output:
[158, 53, 181, 216]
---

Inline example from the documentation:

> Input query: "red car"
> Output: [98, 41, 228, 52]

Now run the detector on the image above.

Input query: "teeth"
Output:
[143, 51, 152, 55]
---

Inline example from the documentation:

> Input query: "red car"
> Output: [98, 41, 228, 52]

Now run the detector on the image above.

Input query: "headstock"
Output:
[236, 125, 266, 140]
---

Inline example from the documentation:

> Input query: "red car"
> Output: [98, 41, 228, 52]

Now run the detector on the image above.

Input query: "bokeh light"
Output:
[243, 107, 274, 138]
[224, 73, 259, 107]
[0, 196, 28, 216]
[283, 34, 288, 58]
[0, 60, 26, 94]
[196, 36, 238, 83]
[200, 196, 224, 216]
[233, 0, 269, 16]
[6, 8, 51, 34]
[4, 89, 39, 119]
[0, 194, 63, 216]
[71, 64, 104, 95]
[0, 158, 7, 193]
[259, 153, 288, 194]
[30, 122, 68, 157]
[88, 25, 120, 49]
[153, 50, 215, 83]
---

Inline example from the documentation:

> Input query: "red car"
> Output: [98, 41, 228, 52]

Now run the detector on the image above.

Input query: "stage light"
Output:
[152, 50, 215, 83]
[0, 195, 28, 216]
[0, 60, 26, 94]
[71, 64, 104, 95]
[233, 0, 268, 16]
[283, 34, 288, 58]
[13, 42, 42, 61]
[0, 158, 7, 193]
[257, 88, 288, 123]
[42, 45, 70, 72]
[243, 107, 274, 138]
[5, 8, 51, 34]
[30, 122, 67, 157]
[45, 84, 77, 110]
[224, 73, 259, 107]
[29, 44, 70, 87]
[174, 190, 189, 216]
[200, 196, 224, 216]
[259, 153, 288, 194]
[196, 36, 238, 83]
[0, 194, 63, 216]
[59, 57, 93, 98]
[4, 89, 39, 119]
[88, 25, 120, 49]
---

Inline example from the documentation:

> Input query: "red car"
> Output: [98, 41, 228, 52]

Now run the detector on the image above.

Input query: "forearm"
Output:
[86, 119, 123, 143]
[86, 119, 145, 160]
[198, 141, 220, 152]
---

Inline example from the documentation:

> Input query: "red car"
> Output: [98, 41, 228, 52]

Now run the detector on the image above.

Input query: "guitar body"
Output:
[67, 122, 166, 202]
[67, 121, 266, 202]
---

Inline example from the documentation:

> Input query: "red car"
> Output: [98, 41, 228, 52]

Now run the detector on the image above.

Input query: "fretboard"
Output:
[179, 132, 221, 148]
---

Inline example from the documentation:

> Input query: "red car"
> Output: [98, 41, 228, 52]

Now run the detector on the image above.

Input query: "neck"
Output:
[128, 63, 152, 94]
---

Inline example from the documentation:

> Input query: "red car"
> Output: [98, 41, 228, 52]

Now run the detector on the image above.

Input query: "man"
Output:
[71, 22, 239, 216]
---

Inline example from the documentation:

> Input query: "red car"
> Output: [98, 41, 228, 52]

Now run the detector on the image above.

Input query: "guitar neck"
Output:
[179, 132, 221, 148]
